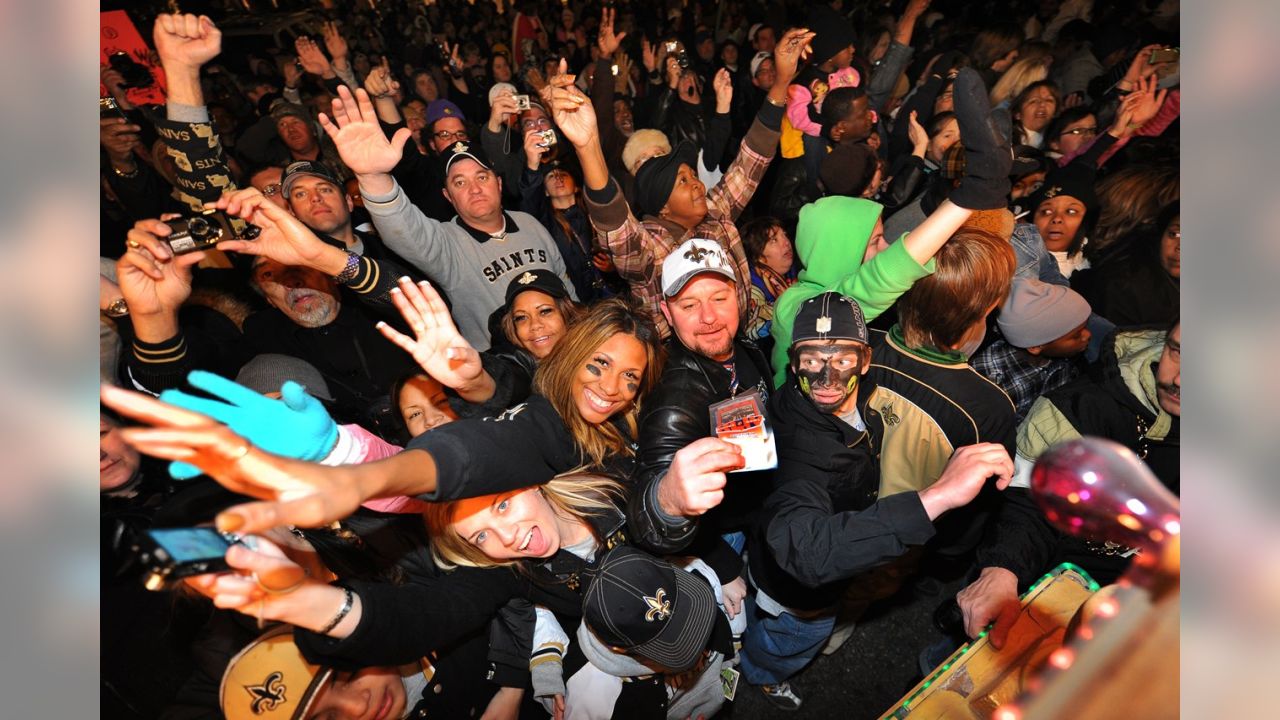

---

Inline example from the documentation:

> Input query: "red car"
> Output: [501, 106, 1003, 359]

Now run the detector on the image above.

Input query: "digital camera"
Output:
[164, 210, 259, 255]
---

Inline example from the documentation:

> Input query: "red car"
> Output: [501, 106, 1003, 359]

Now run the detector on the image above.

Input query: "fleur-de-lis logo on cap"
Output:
[452, 141, 469, 154]
[644, 588, 672, 622]
[684, 245, 711, 263]
[517, 271, 538, 285]
[816, 316, 832, 333]
[244, 672, 287, 714]
[1044, 185, 1061, 199]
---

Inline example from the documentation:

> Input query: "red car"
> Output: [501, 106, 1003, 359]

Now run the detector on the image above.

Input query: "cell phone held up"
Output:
[99, 97, 128, 122]
[1149, 47, 1179, 64]
[108, 51, 155, 90]
[165, 209, 260, 255]
[135, 527, 245, 591]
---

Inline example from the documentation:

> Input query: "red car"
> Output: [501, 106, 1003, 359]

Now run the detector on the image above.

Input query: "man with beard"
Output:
[743, 292, 1012, 709]
[117, 200, 418, 436]
[953, 322, 1180, 651]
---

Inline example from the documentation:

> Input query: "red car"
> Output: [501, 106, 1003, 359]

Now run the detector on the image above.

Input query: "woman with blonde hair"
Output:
[989, 55, 1051, 108]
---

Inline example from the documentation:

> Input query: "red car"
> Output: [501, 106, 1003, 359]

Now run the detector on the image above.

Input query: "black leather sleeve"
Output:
[626, 367, 718, 553]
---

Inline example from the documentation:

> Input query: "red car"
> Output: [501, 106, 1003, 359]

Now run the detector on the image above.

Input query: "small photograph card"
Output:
[709, 390, 777, 472]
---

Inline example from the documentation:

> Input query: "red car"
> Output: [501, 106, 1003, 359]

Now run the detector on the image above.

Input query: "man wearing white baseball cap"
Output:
[624, 238, 774, 670]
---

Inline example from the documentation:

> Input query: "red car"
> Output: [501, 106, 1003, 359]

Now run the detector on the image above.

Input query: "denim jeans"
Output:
[738, 594, 836, 686]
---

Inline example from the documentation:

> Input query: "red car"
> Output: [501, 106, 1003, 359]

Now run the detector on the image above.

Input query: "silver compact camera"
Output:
[535, 129, 557, 148]
[513, 94, 532, 111]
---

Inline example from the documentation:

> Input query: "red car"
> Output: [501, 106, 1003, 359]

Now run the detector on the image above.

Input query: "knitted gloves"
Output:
[948, 68, 1013, 210]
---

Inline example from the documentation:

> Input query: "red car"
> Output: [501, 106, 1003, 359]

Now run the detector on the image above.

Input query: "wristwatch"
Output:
[104, 297, 129, 318]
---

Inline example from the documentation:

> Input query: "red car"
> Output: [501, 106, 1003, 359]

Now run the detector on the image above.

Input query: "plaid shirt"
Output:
[584, 118, 779, 338]
[971, 340, 1082, 422]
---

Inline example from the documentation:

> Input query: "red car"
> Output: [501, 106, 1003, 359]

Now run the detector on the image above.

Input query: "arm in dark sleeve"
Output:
[123, 309, 247, 394]
[590, 58, 627, 165]
[649, 86, 677, 136]
[480, 124, 525, 203]
[155, 105, 239, 211]
[765, 480, 934, 588]
[888, 73, 944, 161]
[625, 377, 717, 553]
[867, 41, 915, 114]
[879, 155, 927, 212]
[103, 155, 171, 221]
[406, 397, 575, 501]
[486, 598, 535, 689]
[517, 165, 552, 219]
[447, 352, 533, 420]
[973, 487, 1062, 589]
[702, 110, 731, 173]
[294, 568, 520, 670]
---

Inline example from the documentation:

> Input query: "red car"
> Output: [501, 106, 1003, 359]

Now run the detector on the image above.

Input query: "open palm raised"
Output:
[377, 277, 485, 391]
[318, 85, 413, 176]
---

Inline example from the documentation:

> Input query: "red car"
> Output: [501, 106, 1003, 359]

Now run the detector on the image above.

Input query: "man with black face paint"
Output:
[743, 292, 1014, 704]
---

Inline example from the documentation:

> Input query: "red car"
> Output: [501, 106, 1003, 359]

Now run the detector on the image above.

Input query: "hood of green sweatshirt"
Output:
[794, 196, 884, 288]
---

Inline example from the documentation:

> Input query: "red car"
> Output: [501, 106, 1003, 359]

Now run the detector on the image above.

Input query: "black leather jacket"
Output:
[627, 337, 773, 580]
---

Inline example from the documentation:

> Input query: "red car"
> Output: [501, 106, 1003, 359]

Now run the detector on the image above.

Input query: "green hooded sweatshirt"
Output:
[769, 196, 935, 387]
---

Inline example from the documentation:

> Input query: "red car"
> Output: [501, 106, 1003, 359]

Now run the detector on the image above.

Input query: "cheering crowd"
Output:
[100, 1, 1180, 717]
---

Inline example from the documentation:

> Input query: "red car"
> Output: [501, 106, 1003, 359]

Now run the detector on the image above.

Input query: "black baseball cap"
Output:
[503, 268, 570, 307]
[442, 140, 493, 175]
[792, 291, 868, 346]
[582, 545, 717, 671]
[281, 160, 341, 195]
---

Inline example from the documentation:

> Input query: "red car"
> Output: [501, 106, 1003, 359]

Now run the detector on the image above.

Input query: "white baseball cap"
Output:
[488, 82, 518, 106]
[661, 238, 737, 297]
[750, 51, 772, 78]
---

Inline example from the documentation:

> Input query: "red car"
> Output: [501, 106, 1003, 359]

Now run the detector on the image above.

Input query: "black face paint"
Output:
[791, 346, 863, 414]
[585, 363, 602, 377]
[626, 382, 638, 393]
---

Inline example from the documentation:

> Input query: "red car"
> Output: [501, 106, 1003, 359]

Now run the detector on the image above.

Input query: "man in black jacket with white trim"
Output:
[743, 292, 1013, 707]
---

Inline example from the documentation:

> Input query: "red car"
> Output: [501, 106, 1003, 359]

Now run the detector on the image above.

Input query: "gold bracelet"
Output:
[113, 164, 140, 179]
[765, 94, 786, 108]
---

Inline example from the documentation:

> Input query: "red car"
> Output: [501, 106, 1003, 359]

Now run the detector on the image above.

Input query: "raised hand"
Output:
[907, 110, 929, 155]
[655, 437, 746, 518]
[296, 35, 334, 78]
[100, 383, 370, 535]
[713, 67, 733, 113]
[1122, 44, 1172, 89]
[321, 20, 349, 62]
[153, 13, 222, 70]
[1124, 74, 1168, 129]
[209, 187, 346, 274]
[771, 27, 816, 89]
[159, 370, 339, 479]
[281, 57, 304, 89]
[117, 218, 204, 322]
[613, 51, 633, 93]
[523, 123, 550, 169]
[318, 85, 412, 177]
[376, 278, 487, 393]
[597, 7, 626, 57]
[488, 90, 520, 132]
[364, 57, 399, 98]
[542, 60, 596, 149]
[641, 37, 657, 73]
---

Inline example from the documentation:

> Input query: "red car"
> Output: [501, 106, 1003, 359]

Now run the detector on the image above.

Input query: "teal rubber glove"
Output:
[160, 370, 340, 480]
